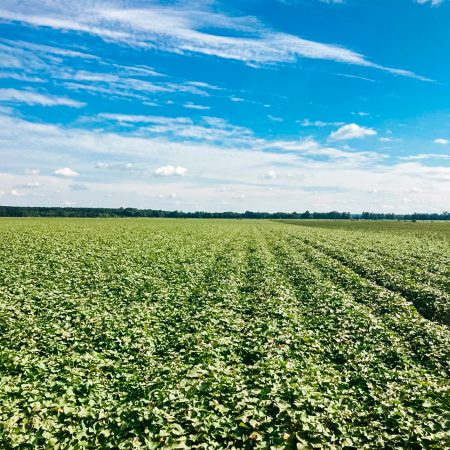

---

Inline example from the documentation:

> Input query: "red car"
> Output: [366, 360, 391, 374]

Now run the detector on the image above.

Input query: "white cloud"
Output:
[25, 168, 40, 175]
[154, 165, 187, 176]
[95, 161, 138, 172]
[233, 193, 245, 200]
[98, 113, 192, 125]
[415, 0, 444, 6]
[11, 189, 25, 196]
[98, 114, 254, 144]
[0, 1, 427, 79]
[266, 138, 383, 164]
[186, 81, 220, 90]
[329, 123, 377, 141]
[0, 72, 44, 82]
[113, 64, 163, 77]
[95, 162, 111, 169]
[65, 71, 119, 83]
[433, 138, 449, 145]
[379, 137, 401, 142]
[61, 73, 208, 100]
[19, 182, 41, 188]
[0, 52, 22, 69]
[400, 153, 450, 161]
[389, 162, 450, 182]
[301, 119, 344, 127]
[268, 115, 283, 122]
[183, 102, 210, 110]
[335, 73, 375, 83]
[54, 167, 79, 177]
[262, 170, 277, 179]
[0, 88, 84, 107]
[2, 39, 98, 60]
[157, 193, 177, 199]
[1, 112, 449, 213]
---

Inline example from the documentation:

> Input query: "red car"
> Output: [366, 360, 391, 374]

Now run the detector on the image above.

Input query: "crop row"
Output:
[0, 219, 449, 449]
[279, 222, 450, 325]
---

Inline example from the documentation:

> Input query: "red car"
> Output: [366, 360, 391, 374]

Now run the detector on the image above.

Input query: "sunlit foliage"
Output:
[1, 219, 449, 448]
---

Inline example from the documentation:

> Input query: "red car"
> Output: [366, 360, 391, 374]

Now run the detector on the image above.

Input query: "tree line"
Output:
[361, 212, 450, 221]
[0, 206, 449, 220]
[0, 206, 351, 219]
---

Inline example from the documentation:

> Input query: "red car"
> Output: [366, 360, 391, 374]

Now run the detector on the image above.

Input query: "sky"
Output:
[0, 0, 449, 213]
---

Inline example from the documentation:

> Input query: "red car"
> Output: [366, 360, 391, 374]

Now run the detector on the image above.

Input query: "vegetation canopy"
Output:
[1, 206, 450, 221]
[0, 219, 449, 448]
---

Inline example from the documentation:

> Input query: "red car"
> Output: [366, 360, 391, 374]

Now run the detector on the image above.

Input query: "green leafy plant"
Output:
[1, 218, 449, 448]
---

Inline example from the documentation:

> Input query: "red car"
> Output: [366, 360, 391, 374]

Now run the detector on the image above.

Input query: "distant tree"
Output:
[301, 210, 311, 219]
[0, 206, 448, 220]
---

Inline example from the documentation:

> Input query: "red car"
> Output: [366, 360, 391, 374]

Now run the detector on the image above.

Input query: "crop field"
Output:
[0, 218, 449, 449]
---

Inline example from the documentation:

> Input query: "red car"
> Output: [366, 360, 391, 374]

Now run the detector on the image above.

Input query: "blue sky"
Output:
[0, 0, 449, 213]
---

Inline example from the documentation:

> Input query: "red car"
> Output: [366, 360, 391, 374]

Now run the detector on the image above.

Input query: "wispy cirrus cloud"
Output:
[0, 0, 429, 79]
[0, 37, 217, 106]
[0, 72, 44, 82]
[400, 153, 450, 161]
[301, 119, 345, 127]
[1, 39, 98, 60]
[59, 70, 209, 100]
[263, 138, 384, 165]
[0, 88, 85, 107]
[97, 113, 254, 143]
[321, 0, 445, 6]
[95, 112, 383, 166]
[97, 114, 192, 125]
[183, 102, 210, 110]
[0, 38, 96, 76]
[415, 0, 445, 6]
